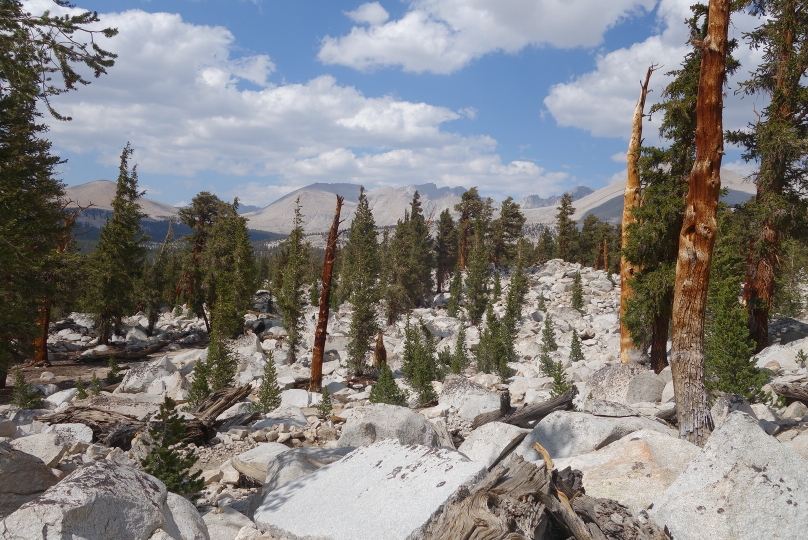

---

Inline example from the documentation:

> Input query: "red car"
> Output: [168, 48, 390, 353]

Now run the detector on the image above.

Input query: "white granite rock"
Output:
[43, 423, 94, 445]
[45, 388, 78, 407]
[161, 492, 209, 540]
[231, 442, 290, 482]
[10, 433, 67, 467]
[439, 375, 502, 422]
[458, 421, 530, 469]
[0, 442, 59, 518]
[252, 406, 308, 430]
[203, 507, 255, 540]
[253, 440, 487, 540]
[337, 403, 440, 448]
[115, 356, 177, 394]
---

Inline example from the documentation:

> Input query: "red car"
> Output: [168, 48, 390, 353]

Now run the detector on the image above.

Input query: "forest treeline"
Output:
[1, 0, 808, 445]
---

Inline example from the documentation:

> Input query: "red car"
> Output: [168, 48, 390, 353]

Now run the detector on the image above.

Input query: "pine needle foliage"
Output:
[569, 329, 585, 363]
[369, 363, 408, 406]
[536, 294, 546, 312]
[317, 387, 333, 418]
[252, 351, 281, 413]
[141, 398, 204, 497]
[450, 319, 468, 374]
[492, 271, 502, 299]
[541, 315, 558, 352]
[539, 350, 571, 398]
[90, 372, 101, 396]
[571, 271, 584, 313]
[186, 355, 211, 408]
[401, 318, 439, 404]
[277, 199, 309, 363]
[446, 266, 463, 318]
[106, 356, 122, 384]
[11, 367, 42, 409]
[75, 377, 87, 400]
[475, 302, 515, 381]
[465, 222, 491, 325]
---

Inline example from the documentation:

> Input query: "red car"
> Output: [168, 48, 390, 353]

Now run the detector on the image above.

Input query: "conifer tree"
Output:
[75, 377, 87, 400]
[465, 222, 490, 325]
[401, 319, 438, 404]
[85, 144, 147, 344]
[536, 293, 547, 312]
[253, 351, 282, 413]
[541, 315, 558, 352]
[536, 227, 556, 263]
[278, 200, 309, 363]
[369, 363, 408, 406]
[450, 318, 468, 374]
[141, 398, 204, 497]
[90, 372, 101, 396]
[490, 197, 526, 267]
[317, 387, 333, 417]
[187, 355, 211, 408]
[505, 265, 529, 324]
[454, 187, 486, 268]
[571, 271, 584, 313]
[555, 193, 577, 262]
[310, 279, 320, 306]
[139, 220, 176, 336]
[570, 329, 585, 363]
[446, 266, 463, 318]
[539, 349, 571, 398]
[11, 367, 42, 409]
[492, 271, 502, 300]
[342, 187, 381, 375]
[106, 356, 122, 384]
[434, 209, 458, 293]
[207, 281, 237, 391]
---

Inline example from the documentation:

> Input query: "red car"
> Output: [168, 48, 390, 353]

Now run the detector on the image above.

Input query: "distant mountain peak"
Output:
[519, 186, 594, 209]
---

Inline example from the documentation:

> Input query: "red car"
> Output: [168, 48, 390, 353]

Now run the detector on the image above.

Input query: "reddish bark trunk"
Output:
[620, 65, 656, 364]
[670, 0, 730, 446]
[650, 313, 670, 374]
[309, 195, 344, 392]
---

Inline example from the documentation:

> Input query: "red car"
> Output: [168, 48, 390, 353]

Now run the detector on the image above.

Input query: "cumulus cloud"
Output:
[318, 0, 656, 74]
[34, 5, 566, 206]
[544, 0, 766, 143]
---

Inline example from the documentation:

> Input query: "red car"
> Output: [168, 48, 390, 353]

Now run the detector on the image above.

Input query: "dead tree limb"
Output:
[472, 387, 577, 430]
[771, 382, 808, 405]
[310, 195, 344, 392]
[189, 384, 252, 421]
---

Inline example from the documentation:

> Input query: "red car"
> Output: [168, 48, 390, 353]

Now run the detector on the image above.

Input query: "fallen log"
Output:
[189, 384, 252, 421]
[770, 382, 808, 406]
[78, 340, 171, 362]
[421, 453, 670, 540]
[473, 387, 578, 430]
[36, 406, 144, 443]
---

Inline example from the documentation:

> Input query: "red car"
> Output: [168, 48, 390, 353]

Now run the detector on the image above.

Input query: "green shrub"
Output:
[11, 367, 43, 409]
[317, 387, 332, 418]
[369, 363, 408, 406]
[252, 351, 282, 413]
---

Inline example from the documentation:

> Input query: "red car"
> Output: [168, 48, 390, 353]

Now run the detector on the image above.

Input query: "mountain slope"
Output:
[65, 180, 177, 219]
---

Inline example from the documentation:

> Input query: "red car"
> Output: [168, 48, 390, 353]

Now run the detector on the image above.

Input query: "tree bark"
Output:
[620, 65, 656, 364]
[650, 312, 670, 373]
[670, 0, 730, 446]
[372, 331, 387, 367]
[309, 195, 344, 392]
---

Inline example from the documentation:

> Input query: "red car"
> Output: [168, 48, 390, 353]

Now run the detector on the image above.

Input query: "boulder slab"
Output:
[0, 442, 59, 518]
[438, 375, 502, 421]
[253, 439, 487, 540]
[337, 403, 440, 448]
[457, 421, 530, 469]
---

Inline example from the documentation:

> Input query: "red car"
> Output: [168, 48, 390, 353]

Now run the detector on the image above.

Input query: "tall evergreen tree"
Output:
[536, 226, 556, 263]
[446, 265, 463, 318]
[454, 187, 486, 268]
[490, 197, 526, 267]
[451, 318, 468, 374]
[571, 271, 584, 313]
[342, 187, 381, 375]
[401, 319, 438, 404]
[555, 193, 577, 262]
[464, 221, 491, 326]
[727, 0, 808, 351]
[277, 199, 309, 363]
[570, 329, 585, 363]
[434, 209, 458, 293]
[85, 144, 147, 344]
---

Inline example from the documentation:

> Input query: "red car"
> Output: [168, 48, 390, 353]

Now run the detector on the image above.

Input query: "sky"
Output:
[31, 0, 767, 208]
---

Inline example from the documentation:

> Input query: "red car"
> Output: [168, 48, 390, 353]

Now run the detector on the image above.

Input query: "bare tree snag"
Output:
[670, 0, 731, 446]
[372, 331, 386, 368]
[620, 65, 657, 365]
[309, 195, 344, 392]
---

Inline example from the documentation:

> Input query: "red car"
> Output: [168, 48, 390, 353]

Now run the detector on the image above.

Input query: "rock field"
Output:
[2, 259, 808, 539]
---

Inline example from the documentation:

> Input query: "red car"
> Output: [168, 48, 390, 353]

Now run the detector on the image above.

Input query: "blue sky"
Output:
[33, 0, 764, 207]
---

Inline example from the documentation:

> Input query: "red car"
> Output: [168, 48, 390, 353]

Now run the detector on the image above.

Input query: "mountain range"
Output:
[64, 171, 757, 237]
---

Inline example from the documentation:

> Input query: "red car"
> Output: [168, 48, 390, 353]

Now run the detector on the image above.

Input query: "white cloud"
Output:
[611, 151, 627, 163]
[36, 6, 566, 206]
[544, 0, 767, 142]
[318, 0, 656, 74]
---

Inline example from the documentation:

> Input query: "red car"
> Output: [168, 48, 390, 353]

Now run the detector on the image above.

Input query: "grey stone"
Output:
[215, 402, 254, 422]
[10, 433, 67, 467]
[584, 364, 647, 405]
[252, 406, 307, 430]
[337, 403, 440, 448]
[554, 429, 698, 512]
[710, 394, 757, 430]
[45, 388, 77, 407]
[650, 412, 808, 540]
[783, 430, 808, 460]
[624, 371, 666, 403]
[783, 401, 808, 420]
[43, 423, 94, 445]
[115, 355, 177, 394]
[0, 442, 59, 518]
[203, 507, 254, 540]
[0, 460, 168, 540]
[253, 440, 487, 540]
[231, 442, 290, 483]
[458, 421, 530, 469]
[161, 492, 209, 540]
[514, 410, 674, 461]
[438, 375, 502, 422]
[0, 420, 15, 439]
[581, 399, 638, 417]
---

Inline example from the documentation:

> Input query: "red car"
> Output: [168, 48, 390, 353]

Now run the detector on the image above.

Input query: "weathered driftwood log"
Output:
[472, 387, 578, 430]
[78, 340, 171, 362]
[770, 382, 808, 405]
[189, 384, 252, 421]
[422, 454, 670, 540]
[36, 406, 144, 442]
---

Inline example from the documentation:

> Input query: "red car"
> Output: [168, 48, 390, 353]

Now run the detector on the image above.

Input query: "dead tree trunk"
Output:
[372, 331, 387, 368]
[620, 65, 656, 364]
[670, 0, 731, 446]
[309, 195, 344, 392]
[650, 313, 670, 374]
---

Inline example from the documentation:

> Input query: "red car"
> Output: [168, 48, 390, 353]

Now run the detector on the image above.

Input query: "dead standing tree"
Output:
[309, 195, 344, 392]
[670, 0, 731, 445]
[620, 64, 657, 365]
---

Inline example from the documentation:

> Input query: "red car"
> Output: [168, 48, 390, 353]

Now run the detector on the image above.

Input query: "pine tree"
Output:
[555, 193, 577, 262]
[141, 398, 204, 497]
[309, 279, 320, 306]
[434, 209, 458, 293]
[492, 271, 502, 300]
[90, 372, 102, 396]
[446, 266, 463, 318]
[277, 199, 309, 363]
[490, 197, 526, 267]
[11, 366, 42, 409]
[571, 271, 584, 313]
[505, 265, 529, 323]
[75, 377, 87, 400]
[84, 144, 148, 344]
[342, 187, 381, 375]
[465, 222, 490, 326]
[450, 319, 468, 374]
[541, 315, 558, 352]
[539, 350, 571, 398]
[253, 351, 282, 413]
[186, 355, 211, 407]
[570, 329, 585, 363]
[317, 387, 333, 417]
[106, 356, 122, 384]
[369, 363, 408, 406]
[536, 227, 556, 263]
[536, 293, 547, 312]
[454, 187, 486, 268]
[401, 319, 438, 404]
